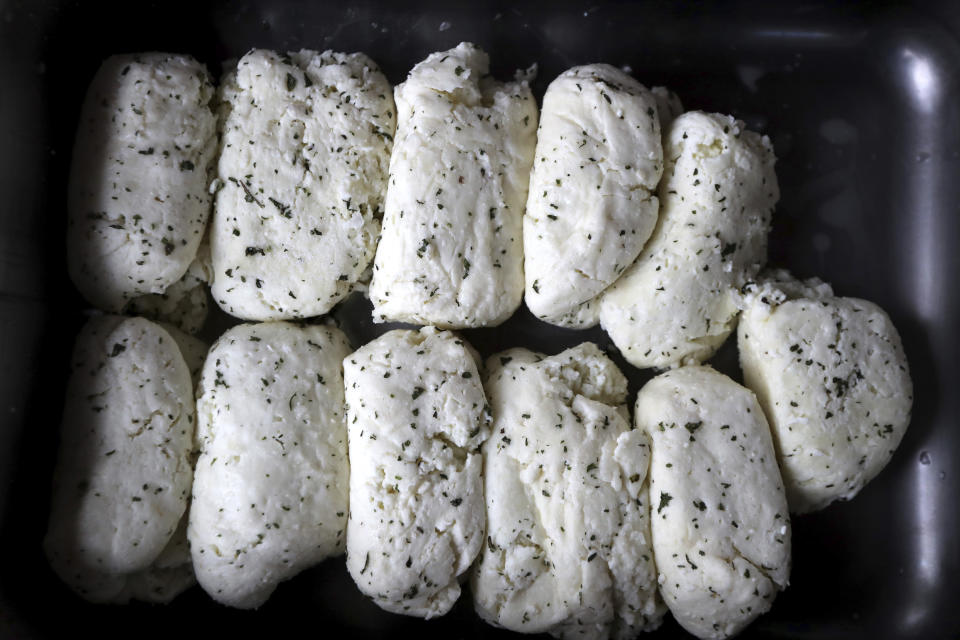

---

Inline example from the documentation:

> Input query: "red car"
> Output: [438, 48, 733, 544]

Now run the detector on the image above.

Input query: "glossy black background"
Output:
[1, 1, 958, 638]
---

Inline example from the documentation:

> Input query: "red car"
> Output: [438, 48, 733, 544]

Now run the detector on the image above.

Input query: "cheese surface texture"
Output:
[473, 343, 665, 639]
[635, 366, 790, 640]
[211, 49, 395, 320]
[523, 65, 663, 328]
[189, 322, 352, 608]
[599, 111, 778, 369]
[68, 53, 217, 312]
[344, 327, 490, 618]
[44, 316, 196, 602]
[738, 271, 913, 513]
[369, 42, 537, 328]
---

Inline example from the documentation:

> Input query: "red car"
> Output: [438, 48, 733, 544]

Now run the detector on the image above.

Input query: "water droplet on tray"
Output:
[919, 451, 931, 465]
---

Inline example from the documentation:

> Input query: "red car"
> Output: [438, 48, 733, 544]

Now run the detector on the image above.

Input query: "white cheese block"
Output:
[122, 325, 207, 603]
[210, 49, 395, 320]
[121, 324, 208, 602]
[473, 343, 665, 639]
[344, 327, 490, 618]
[635, 366, 790, 640]
[738, 270, 913, 513]
[68, 53, 217, 312]
[599, 112, 778, 369]
[44, 315, 196, 602]
[189, 321, 352, 608]
[369, 42, 538, 328]
[523, 65, 663, 328]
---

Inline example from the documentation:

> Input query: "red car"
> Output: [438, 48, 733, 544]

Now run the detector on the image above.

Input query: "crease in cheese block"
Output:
[650, 86, 683, 130]
[119, 511, 196, 603]
[188, 321, 352, 608]
[211, 49, 395, 320]
[369, 42, 538, 328]
[46, 512, 197, 605]
[635, 366, 791, 640]
[344, 327, 490, 618]
[599, 111, 779, 369]
[738, 270, 913, 513]
[44, 315, 196, 603]
[160, 322, 209, 396]
[118, 323, 208, 603]
[473, 343, 665, 639]
[68, 53, 217, 313]
[523, 65, 664, 329]
[128, 253, 210, 334]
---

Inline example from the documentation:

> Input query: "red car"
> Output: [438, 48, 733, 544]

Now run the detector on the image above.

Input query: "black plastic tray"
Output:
[2, 1, 958, 638]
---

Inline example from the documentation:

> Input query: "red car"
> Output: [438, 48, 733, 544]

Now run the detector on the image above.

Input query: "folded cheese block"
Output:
[650, 86, 683, 130]
[473, 343, 665, 639]
[210, 49, 395, 320]
[188, 321, 352, 608]
[48, 512, 196, 605]
[344, 327, 490, 618]
[599, 111, 778, 369]
[68, 53, 217, 313]
[119, 512, 196, 603]
[127, 251, 210, 334]
[369, 42, 537, 328]
[635, 366, 791, 640]
[738, 270, 913, 513]
[523, 65, 664, 329]
[117, 323, 208, 603]
[160, 321, 209, 391]
[44, 315, 197, 603]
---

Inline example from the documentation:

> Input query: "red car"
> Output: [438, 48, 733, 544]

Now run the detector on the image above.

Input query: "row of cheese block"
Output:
[45, 270, 911, 639]
[68, 43, 776, 369]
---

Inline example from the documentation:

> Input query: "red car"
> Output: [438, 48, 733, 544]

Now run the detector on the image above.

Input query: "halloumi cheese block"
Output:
[473, 343, 665, 639]
[210, 49, 395, 321]
[635, 366, 790, 640]
[738, 270, 913, 513]
[523, 65, 664, 329]
[68, 53, 217, 313]
[344, 327, 490, 618]
[189, 321, 352, 608]
[369, 42, 538, 328]
[599, 112, 778, 369]
[119, 325, 208, 603]
[44, 315, 196, 602]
